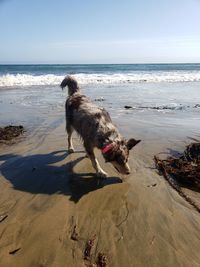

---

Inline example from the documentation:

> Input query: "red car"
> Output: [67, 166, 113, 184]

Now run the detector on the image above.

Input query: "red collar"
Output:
[102, 143, 114, 154]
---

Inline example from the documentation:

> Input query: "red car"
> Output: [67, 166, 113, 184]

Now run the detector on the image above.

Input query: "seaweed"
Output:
[96, 252, 109, 267]
[84, 235, 96, 260]
[71, 225, 78, 241]
[154, 142, 200, 213]
[0, 125, 24, 142]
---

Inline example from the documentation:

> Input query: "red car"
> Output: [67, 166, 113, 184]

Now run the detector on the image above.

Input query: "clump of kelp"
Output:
[154, 142, 200, 213]
[0, 125, 25, 143]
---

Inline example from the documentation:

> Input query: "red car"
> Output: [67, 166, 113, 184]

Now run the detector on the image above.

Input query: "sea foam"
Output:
[0, 71, 200, 87]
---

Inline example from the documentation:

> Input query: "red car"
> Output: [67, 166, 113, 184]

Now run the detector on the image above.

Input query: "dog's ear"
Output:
[126, 139, 141, 150]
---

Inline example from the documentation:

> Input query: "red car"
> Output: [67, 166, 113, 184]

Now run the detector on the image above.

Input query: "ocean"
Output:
[0, 64, 200, 144]
[1, 64, 200, 86]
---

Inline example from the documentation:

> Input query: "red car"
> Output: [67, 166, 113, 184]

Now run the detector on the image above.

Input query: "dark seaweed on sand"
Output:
[154, 142, 200, 213]
[155, 143, 200, 188]
[0, 125, 24, 142]
[96, 252, 109, 267]
[84, 235, 96, 260]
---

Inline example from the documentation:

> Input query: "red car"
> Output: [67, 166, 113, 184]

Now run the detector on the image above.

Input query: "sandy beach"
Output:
[1, 0, 200, 262]
[0, 81, 200, 267]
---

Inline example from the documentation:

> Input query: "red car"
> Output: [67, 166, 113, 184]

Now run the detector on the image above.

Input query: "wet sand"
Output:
[0, 124, 200, 267]
[0, 88, 200, 267]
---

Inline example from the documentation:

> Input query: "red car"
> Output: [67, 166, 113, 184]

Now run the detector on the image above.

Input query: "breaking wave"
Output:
[1, 71, 200, 87]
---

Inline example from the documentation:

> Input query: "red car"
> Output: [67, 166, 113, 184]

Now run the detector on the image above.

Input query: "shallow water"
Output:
[0, 81, 200, 144]
[0, 64, 200, 145]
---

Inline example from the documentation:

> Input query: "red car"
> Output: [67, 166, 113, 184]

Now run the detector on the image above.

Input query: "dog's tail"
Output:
[60, 75, 80, 96]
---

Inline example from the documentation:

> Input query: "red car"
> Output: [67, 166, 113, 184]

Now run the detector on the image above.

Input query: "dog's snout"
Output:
[125, 163, 130, 175]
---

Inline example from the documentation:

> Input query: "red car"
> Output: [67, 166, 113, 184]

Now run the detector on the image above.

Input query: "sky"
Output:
[0, 0, 200, 64]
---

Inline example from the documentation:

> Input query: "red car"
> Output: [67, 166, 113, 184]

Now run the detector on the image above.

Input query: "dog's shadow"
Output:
[0, 150, 122, 203]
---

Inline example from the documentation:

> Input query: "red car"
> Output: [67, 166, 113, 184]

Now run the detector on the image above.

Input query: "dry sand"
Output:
[0, 118, 200, 267]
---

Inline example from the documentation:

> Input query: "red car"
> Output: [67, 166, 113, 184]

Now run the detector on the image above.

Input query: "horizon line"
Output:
[0, 62, 200, 66]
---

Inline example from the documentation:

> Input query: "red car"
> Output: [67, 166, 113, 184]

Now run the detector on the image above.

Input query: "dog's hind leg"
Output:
[66, 124, 74, 153]
[84, 143, 108, 178]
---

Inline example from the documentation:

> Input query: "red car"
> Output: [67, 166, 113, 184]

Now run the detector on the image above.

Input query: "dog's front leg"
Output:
[66, 125, 74, 153]
[84, 144, 108, 178]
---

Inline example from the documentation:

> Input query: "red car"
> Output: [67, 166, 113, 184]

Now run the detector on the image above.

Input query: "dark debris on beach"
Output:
[0, 125, 25, 142]
[155, 142, 200, 189]
[84, 235, 96, 261]
[96, 252, 109, 267]
[124, 103, 200, 111]
[154, 142, 200, 213]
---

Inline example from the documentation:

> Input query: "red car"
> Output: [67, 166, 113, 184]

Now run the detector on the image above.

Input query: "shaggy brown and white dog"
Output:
[61, 76, 141, 178]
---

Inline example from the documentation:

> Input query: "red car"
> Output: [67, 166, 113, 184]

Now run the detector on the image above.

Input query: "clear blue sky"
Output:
[0, 0, 200, 64]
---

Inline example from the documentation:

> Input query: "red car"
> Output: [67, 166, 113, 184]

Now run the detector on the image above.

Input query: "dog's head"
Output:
[60, 75, 80, 95]
[102, 139, 141, 175]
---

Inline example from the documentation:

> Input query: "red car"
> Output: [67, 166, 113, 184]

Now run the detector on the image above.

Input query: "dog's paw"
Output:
[96, 170, 108, 178]
[68, 148, 75, 154]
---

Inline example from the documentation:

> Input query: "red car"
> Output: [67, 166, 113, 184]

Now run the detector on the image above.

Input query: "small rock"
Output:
[124, 105, 133, 109]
